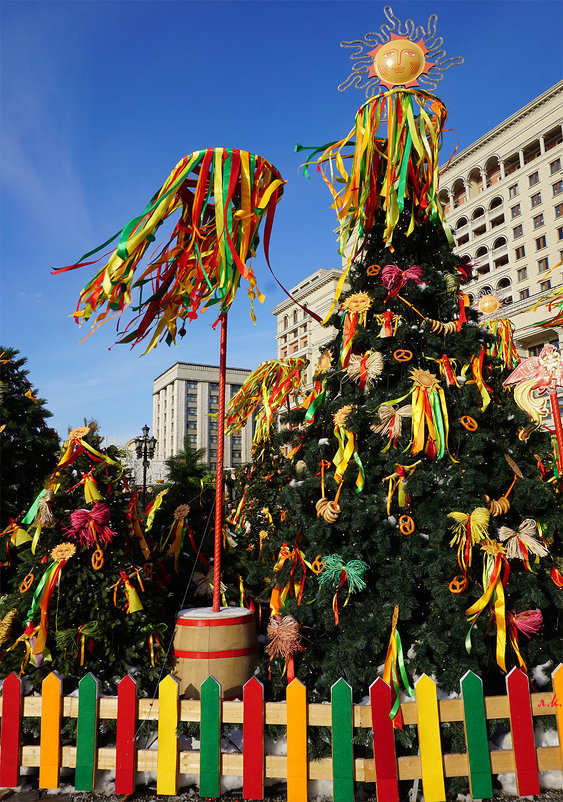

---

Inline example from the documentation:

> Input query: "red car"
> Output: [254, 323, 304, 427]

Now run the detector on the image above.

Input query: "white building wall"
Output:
[152, 362, 253, 468]
[439, 80, 563, 357]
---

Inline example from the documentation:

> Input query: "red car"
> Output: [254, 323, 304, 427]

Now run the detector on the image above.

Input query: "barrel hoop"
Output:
[176, 614, 254, 628]
[173, 645, 259, 659]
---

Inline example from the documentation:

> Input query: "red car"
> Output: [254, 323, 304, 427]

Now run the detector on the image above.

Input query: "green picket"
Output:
[331, 678, 354, 801]
[460, 671, 493, 799]
[75, 673, 98, 791]
[200, 676, 221, 798]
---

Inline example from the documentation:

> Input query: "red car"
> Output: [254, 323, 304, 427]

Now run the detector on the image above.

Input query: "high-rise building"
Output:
[272, 268, 348, 385]
[439, 80, 563, 356]
[152, 362, 253, 466]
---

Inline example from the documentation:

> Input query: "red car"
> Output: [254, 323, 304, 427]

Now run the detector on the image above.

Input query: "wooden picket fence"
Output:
[1, 667, 562, 801]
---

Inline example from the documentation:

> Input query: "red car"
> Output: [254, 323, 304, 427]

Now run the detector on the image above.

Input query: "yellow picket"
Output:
[415, 674, 446, 802]
[156, 674, 179, 795]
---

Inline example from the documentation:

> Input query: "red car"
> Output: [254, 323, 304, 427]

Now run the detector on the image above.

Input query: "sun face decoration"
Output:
[368, 34, 433, 90]
[410, 367, 440, 390]
[333, 405, 356, 428]
[341, 292, 372, 315]
[338, 5, 463, 97]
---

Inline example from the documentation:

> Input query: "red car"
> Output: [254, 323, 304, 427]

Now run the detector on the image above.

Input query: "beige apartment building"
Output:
[152, 362, 253, 467]
[439, 80, 563, 356]
[272, 268, 349, 385]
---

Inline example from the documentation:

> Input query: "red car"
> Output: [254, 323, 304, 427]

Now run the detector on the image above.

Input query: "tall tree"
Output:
[0, 423, 172, 693]
[0, 347, 59, 529]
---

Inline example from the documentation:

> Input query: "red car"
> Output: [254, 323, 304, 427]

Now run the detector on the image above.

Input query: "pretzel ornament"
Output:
[367, 264, 381, 276]
[460, 415, 478, 431]
[394, 349, 413, 363]
[91, 547, 104, 570]
[449, 575, 468, 594]
[399, 515, 415, 535]
[19, 573, 35, 593]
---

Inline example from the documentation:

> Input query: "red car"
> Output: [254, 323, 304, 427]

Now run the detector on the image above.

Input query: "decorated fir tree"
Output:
[225, 8, 563, 705]
[0, 423, 172, 693]
[0, 346, 59, 530]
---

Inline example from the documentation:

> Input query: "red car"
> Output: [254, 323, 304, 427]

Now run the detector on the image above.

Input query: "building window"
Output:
[210, 450, 217, 459]
[529, 341, 558, 357]
[508, 183, 519, 198]
[290, 342, 299, 354]
[209, 421, 218, 431]
[210, 383, 219, 391]
[187, 421, 197, 430]
[517, 267, 528, 281]
[540, 280, 552, 292]
[512, 224, 523, 239]
[530, 192, 542, 208]
[556, 203, 563, 218]
[209, 395, 219, 404]
[232, 450, 242, 460]
[283, 315, 288, 330]
[187, 407, 197, 416]
[519, 288, 530, 300]
[550, 158, 561, 174]
[232, 436, 242, 444]
[280, 347, 288, 358]
[209, 435, 218, 444]
[538, 257, 549, 273]
[186, 381, 198, 389]
[231, 385, 242, 395]
[187, 434, 197, 444]
[558, 226, 563, 240]
[293, 310, 298, 324]
[515, 245, 526, 259]
[300, 336, 308, 348]
[553, 179, 563, 196]
[533, 213, 544, 228]
[510, 203, 521, 218]
[535, 235, 547, 250]
[186, 393, 197, 402]
[528, 170, 539, 186]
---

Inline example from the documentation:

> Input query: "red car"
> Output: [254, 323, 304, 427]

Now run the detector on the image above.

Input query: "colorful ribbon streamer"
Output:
[54, 149, 287, 353]
[297, 88, 452, 319]
[383, 605, 415, 725]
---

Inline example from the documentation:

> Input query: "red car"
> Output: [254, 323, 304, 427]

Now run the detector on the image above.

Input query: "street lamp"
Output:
[134, 424, 157, 510]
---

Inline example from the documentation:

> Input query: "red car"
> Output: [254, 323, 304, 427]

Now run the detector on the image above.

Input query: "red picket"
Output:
[370, 677, 399, 802]
[243, 677, 265, 799]
[115, 675, 137, 794]
[0, 673, 22, 788]
[506, 668, 540, 796]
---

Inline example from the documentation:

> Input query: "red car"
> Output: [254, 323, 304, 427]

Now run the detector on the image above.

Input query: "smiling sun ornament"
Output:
[368, 34, 433, 90]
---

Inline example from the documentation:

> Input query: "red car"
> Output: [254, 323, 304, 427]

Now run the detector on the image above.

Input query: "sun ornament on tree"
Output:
[338, 5, 463, 96]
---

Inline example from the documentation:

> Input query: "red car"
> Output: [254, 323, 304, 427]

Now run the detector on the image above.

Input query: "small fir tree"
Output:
[0, 423, 172, 693]
[0, 346, 59, 529]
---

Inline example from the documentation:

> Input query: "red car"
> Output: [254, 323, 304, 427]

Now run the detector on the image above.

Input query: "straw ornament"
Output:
[193, 569, 226, 597]
[265, 615, 304, 659]
[0, 609, 19, 646]
[346, 351, 384, 389]
[498, 519, 549, 561]
[371, 403, 412, 440]
[37, 489, 56, 528]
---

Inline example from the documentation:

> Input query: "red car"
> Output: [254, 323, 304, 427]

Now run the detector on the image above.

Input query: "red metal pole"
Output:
[213, 314, 228, 612]
[549, 387, 563, 474]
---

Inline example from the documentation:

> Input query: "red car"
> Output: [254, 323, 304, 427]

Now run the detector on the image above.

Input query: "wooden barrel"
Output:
[172, 606, 258, 698]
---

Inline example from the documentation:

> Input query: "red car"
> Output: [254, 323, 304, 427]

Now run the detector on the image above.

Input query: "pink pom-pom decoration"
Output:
[65, 502, 117, 547]
[509, 608, 543, 638]
[381, 264, 424, 298]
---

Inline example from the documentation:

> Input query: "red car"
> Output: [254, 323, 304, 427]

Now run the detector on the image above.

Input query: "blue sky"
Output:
[2, 0, 562, 445]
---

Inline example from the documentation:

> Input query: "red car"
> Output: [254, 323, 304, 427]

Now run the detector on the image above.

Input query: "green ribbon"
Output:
[22, 490, 47, 525]
[389, 629, 415, 719]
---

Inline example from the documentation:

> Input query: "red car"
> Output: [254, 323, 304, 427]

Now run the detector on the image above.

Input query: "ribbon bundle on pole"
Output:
[480, 319, 521, 370]
[465, 539, 510, 671]
[297, 88, 451, 318]
[54, 148, 286, 353]
[225, 357, 308, 444]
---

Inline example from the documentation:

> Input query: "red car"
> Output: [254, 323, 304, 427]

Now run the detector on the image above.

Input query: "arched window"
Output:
[456, 216, 468, 230]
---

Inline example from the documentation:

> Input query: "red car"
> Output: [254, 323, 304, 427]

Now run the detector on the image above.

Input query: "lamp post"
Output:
[135, 424, 157, 510]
